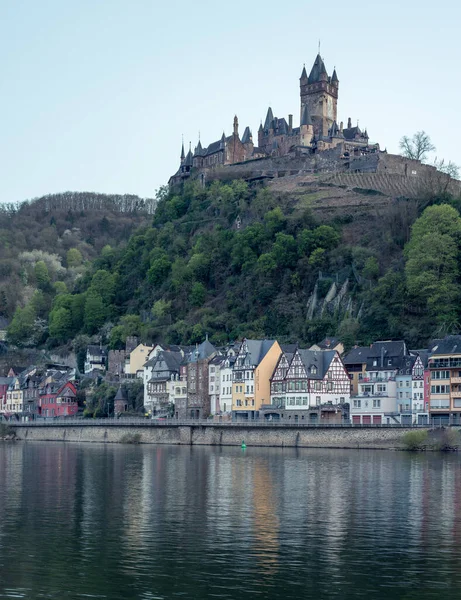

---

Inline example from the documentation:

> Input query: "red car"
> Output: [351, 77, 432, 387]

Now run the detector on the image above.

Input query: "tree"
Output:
[405, 205, 461, 328]
[34, 260, 51, 290]
[399, 131, 435, 162]
[49, 307, 73, 341]
[7, 305, 36, 346]
[190, 282, 206, 307]
[66, 248, 83, 267]
[84, 291, 107, 334]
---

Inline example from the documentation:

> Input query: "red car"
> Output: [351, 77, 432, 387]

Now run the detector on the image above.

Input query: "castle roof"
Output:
[343, 126, 363, 141]
[308, 53, 328, 84]
[301, 104, 310, 126]
[241, 126, 252, 144]
[300, 65, 308, 81]
[264, 107, 274, 130]
[194, 140, 203, 156]
[184, 149, 193, 166]
[331, 68, 339, 83]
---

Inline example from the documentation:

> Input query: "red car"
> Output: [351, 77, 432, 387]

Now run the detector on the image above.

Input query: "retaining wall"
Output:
[10, 424, 426, 449]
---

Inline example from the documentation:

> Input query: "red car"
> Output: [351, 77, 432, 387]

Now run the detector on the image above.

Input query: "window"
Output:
[353, 399, 361, 408]
[316, 396, 321, 405]
[432, 370, 450, 380]
[405, 381, 410, 387]
[373, 399, 381, 408]
[377, 384, 386, 392]
[431, 385, 449, 394]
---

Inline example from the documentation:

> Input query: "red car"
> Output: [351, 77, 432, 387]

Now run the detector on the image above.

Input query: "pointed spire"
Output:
[300, 64, 308, 81]
[264, 107, 274, 130]
[194, 139, 203, 156]
[180, 135, 185, 161]
[308, 53, 328, 84]
[301, 104, 310, 126]
[258, 120, 263, 132]
[331, 68, 339, 83]
[241, 126, 252, 144]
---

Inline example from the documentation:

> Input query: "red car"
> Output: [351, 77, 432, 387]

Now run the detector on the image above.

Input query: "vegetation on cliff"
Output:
[4, 177, 461, 352]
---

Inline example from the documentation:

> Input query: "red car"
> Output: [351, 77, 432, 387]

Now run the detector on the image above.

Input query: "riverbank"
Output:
[7, 422, 439, 449]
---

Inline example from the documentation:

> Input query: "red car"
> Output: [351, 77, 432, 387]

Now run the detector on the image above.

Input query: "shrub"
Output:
[435, 428, 460, 452]
[402, 430, 428, 451]
[0, 423, 12, 438]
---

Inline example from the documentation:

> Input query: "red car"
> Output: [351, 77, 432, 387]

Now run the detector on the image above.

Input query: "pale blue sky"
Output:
[1, 0, 460, 204]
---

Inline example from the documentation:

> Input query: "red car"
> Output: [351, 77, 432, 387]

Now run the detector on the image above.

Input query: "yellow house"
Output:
[232, 339, 282, 419]
[125, 344, 153, 377]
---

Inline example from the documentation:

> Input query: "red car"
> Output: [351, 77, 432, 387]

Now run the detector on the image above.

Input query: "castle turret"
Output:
[300, 53, 338, 138]
[180, 139, 185, 165]
[233, 115, 239, 137]
[264, 107, 274, 131]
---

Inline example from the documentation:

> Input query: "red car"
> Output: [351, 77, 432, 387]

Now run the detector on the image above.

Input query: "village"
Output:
[1, 334, 461, 427]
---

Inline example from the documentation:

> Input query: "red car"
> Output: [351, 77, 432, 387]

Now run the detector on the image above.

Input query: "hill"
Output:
[0, 191, 156, 320]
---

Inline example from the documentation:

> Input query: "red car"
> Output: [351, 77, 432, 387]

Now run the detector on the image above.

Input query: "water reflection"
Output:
[0, 444, 461, 599]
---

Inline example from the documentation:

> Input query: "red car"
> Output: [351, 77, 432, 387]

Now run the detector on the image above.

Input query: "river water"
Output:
[0, 443, 460, 599]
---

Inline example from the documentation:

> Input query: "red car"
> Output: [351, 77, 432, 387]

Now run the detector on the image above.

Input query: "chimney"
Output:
[288, 114, 293, 133]
[340, 121, 343, 132]
[347, 117, 352, 129]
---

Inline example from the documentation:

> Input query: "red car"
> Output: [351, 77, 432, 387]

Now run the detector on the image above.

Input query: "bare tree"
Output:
[434, 158, 460, 181]
[399, 131, 436, 162]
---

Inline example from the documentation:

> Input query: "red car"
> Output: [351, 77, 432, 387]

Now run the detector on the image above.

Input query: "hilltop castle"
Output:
[169, 53, 378, 187]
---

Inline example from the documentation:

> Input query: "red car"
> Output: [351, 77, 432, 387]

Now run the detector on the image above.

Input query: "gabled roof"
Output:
[430, 335, 461, 356]
[239, 339, 276, 367]
[343, 346, 371, 365]
[87, 345, 107, 357]
[308, 53, 328, 84]
[368, 340, 406, 359]
[315, 337, 341, 350]
[188, 340, 218, 363]
[296, 349, 336, 380]
[343, 126, 362, 141]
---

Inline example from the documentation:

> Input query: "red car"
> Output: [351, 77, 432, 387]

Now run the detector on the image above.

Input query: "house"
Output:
[173, 361, 188, 420]
[268, 348, 350, 423]
[310, 337, 344, 356]
[350, 341, 406, 424]
[84, 345, 107, 374]
[185, 339, 218, 419]
[208, 355, 223, 415]
[144, 350, 182, 416]
[5, 376, 23, 415]
[427, 335, 461, 425]
[217, 345, 240, 415]
[0, 377, 12, 411]
[124, 343, 153, 379]
[232, 339, 282, 420]
[38, 380, 78, 418]
[343, 346, 371, 395]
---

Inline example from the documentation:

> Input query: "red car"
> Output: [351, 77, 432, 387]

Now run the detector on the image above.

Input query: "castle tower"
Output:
[300, 54, 338, 138]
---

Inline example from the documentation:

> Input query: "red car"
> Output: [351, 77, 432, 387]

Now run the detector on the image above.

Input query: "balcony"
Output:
[430, 359, 461, 369]
[451, 377, 461, 384]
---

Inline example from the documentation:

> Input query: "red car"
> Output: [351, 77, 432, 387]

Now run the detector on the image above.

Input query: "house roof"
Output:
[398, 355, 417, 375]
[87, 345, 107, 357]
[343, 346, 371, 365]
[241, 126, 252, 144]
[430, 335, 461, 356]
[296, 349, 336, 380]
[240, 339, 276, 367]
[0, 377, 13, 385]
[343, 126, 363, 141]
[188, 340, 217, 363]
[368, 340, 406, 358]
[315, 337, 342, 350]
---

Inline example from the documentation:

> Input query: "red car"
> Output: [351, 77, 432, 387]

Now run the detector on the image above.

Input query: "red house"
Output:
[38, 381, 78, 418]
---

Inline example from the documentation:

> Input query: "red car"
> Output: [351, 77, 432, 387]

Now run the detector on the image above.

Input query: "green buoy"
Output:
[241, 440, 246, 449]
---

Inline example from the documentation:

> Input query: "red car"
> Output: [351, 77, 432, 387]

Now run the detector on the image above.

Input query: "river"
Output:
[0, 443, 460, 599]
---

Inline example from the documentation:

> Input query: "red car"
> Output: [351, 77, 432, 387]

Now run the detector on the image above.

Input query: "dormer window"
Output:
[373, 360, 378, 367]
[388, 360, 392, 366]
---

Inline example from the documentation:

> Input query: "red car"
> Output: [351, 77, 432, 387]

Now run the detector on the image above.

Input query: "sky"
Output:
[1, 0, 460, 204]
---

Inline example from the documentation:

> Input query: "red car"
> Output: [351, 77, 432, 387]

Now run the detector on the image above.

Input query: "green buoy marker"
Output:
[241, 440, 246, 449]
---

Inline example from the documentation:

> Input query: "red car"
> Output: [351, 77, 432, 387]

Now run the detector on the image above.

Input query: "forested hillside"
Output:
[5, 177, 461, 353]
[0, 191, 156, 320]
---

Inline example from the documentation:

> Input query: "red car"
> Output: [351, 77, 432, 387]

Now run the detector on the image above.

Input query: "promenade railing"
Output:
[4, 418, 454, 429]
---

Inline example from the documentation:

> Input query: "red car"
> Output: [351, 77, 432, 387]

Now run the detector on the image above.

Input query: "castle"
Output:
[169, 53, 378, 187]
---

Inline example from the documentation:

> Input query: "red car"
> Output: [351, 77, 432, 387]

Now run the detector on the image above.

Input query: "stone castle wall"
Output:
[11, 423, 432, 450]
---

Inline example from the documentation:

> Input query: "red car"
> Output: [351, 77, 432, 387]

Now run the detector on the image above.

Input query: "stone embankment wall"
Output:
[11, 424, 426, 449]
